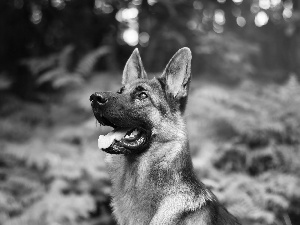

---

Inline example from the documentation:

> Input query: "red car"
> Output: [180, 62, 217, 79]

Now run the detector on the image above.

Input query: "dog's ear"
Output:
[159, 47, 192, 113]
[122, 48, 147, 85]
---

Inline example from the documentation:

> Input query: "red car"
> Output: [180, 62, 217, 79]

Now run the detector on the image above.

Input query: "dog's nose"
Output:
[90, 93, 108, 105]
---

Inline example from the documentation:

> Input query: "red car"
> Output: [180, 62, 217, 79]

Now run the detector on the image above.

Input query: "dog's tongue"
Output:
[98, 128, 131, 150]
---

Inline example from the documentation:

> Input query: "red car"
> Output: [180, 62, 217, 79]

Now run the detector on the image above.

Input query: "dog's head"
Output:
[90, 48, 192, 155]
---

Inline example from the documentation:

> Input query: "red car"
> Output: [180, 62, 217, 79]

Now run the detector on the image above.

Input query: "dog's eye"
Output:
[138, 92, 148, 99]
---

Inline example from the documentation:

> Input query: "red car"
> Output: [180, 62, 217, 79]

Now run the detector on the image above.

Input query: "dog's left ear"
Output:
[122, 48, 147, 85]
[159, 47, 192, 113]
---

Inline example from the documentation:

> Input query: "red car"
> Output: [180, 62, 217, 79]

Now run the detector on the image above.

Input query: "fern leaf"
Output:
[75, 46, 111, 77]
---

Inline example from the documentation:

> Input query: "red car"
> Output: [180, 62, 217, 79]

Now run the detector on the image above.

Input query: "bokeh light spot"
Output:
[31, 5, 42, 24]
[122, 8, 139, 20]
[123, 29, 139, 46]
[232, 0, 243, 5]
[147, 0, 157, 6]
[193, 1, 203, 10]
[283, 8, 293, 19]
[139, 32, 150, 47]
[251, 4, 260, 13]
[51, 0, 65, 10]
[187, 20, 198, 30]
[132, 0, 142, 6]
[259, 0, 271, 10]
[270, 0, 281, 7]
[214, 9, 226, 25]
[255, 11, 269, 27]
[237, 16, 246, 27]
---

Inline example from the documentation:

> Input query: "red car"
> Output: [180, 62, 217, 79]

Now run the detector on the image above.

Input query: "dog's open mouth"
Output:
[95, 115, 150, 154]
[98, 127, 149, 154]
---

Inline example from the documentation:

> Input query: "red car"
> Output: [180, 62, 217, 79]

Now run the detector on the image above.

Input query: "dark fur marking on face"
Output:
[117, 86, 125, 94]
[157, 104, 167, 117]
[135, 86, 146, 92]
[149, 79, 169, 117]
[156, 77, 180, 114]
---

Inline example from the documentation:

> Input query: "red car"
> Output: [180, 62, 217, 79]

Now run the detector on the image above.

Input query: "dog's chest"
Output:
[112, 191, 155, 225]
[105, 154, 157, 225]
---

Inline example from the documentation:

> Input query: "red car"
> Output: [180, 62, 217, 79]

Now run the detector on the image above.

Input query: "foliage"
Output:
[17, 45, 111, 96]
[195, 32, 259, 83]
[188, 75, 300, 225]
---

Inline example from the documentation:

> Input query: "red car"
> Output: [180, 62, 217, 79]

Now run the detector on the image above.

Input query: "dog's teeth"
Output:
[125, 129, 139, 139]
[132, 129, 138, 136]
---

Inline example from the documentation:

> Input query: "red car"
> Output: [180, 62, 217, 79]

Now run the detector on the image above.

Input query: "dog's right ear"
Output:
[122, 48, 147, 85]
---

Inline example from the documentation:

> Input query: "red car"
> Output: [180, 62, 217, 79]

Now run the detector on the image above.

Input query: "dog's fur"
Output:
[91, 48, 241, 225]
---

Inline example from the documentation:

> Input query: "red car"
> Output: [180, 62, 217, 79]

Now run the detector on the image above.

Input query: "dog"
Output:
[90, 48, 241, 225]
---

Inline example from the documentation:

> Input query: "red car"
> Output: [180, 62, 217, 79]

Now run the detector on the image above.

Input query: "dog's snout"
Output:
[90, 93, 108, 105]
[89, 94, 94, 102]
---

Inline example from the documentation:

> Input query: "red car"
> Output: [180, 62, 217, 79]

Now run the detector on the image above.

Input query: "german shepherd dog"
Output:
[90, 48, 241, 225]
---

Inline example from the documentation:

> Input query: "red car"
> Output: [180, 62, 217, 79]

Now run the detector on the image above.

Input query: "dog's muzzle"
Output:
[90, 92, 151, 155]
[90, 92, 115, 127]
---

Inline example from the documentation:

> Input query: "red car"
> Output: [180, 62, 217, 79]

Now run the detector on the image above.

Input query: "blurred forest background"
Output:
[1, 0, 300, 225]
